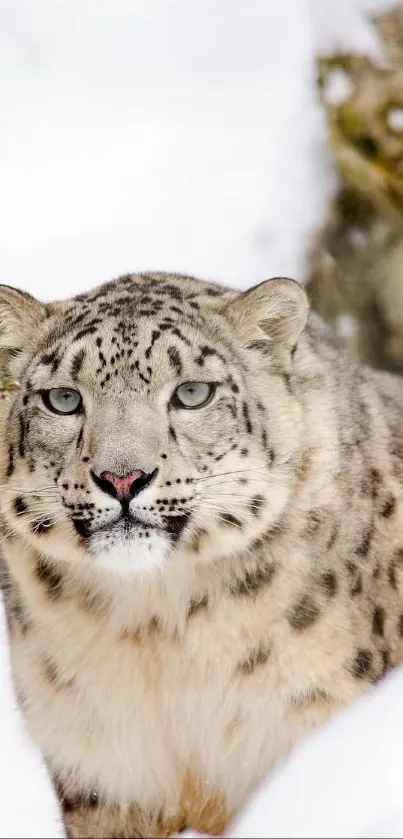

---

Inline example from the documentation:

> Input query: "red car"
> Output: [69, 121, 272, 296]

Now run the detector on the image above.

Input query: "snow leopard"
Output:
[1, 271, 403, 837]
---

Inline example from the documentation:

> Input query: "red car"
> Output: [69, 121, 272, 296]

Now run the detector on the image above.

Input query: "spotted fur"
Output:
[1, 272, 403, 837]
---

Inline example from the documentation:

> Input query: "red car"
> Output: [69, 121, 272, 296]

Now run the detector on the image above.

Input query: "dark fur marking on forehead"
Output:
[237, 643, 270, 675]
[167, 346, 183, 376]
[145, 329, 161, 360]
[71, 349, 86, 381]
[195, 345, 226, 367]
[171, 327, 191, 346]
[73, 324, 99, 343]
[40, 349, 61, 373]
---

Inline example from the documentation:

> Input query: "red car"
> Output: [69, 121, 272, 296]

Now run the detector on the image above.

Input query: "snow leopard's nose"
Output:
[91, 468, 158, 502]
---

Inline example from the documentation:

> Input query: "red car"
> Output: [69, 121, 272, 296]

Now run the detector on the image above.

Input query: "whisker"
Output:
[197, 492, 260, 502]
[194, 467, 268, 483]
[0, 483, 60, 491]
[198, 478, 267, 490]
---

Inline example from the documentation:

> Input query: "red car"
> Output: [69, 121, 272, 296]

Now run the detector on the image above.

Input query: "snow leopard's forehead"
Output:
[27, 272, 239, 393]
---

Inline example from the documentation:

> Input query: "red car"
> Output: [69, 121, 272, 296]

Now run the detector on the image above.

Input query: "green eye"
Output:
[172, 382, 215, 409]
[42, 388, 82, 415]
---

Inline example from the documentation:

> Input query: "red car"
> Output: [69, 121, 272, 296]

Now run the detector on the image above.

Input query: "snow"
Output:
[0, 0, 402, 836]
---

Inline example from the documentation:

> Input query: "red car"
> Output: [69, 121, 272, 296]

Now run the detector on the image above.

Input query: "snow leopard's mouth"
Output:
[72, 509, 189, 542]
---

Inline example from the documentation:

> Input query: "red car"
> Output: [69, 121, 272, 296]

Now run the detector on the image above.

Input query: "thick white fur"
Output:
[0, 594, 65, 839]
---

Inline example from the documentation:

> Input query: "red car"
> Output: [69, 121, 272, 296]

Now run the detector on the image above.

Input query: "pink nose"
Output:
[100, 470, 145, 501]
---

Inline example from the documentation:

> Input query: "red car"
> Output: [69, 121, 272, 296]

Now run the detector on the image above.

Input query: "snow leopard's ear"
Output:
[223, 277, 309, 354]
[0, 285, 48, 370]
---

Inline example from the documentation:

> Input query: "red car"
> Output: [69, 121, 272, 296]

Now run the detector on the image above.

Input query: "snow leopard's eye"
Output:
[171, 382, 216, 409]
[42, 388, 83, 415]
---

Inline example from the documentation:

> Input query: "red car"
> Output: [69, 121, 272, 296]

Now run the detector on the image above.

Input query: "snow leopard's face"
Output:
[0, 272, 307, 576]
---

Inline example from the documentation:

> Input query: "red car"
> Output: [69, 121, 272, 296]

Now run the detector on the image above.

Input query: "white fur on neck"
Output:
[92, 530, 170, 576]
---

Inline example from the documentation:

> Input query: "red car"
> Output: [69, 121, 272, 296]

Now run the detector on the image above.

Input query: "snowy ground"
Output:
[0, 1, 402, 836]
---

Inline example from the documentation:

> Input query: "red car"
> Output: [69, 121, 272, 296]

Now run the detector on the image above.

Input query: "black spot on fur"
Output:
[327, 524, 339, 549]
[381, 648, 390, 675]
[195, 345, 218, 366]
[13, 497, 27, 515]
[361, 467, 382, 498]
[388, 548, 403, 589]
[249, 495, 265, 517]
[231, 562, 276, 597]
[32, 517, 54, 535]
[350, 575, 363, 596]
[355, 526, 373, 558]
[10, 594, 32, 635]
[6, 445, 14, 477]
[346, 559, 357, 575]
[188, 527, 207, 552]
[242, 402, 252, 434]
[168, 425, 177, 442]
[73, 325, 98, 342]
[238, 643, 270, 675]
[35, 558, 64, 599]
[320, 570, 338, 598]
[71, 349, 86, 381]
[380, 494, 396, 518]
[18, 414, 25, 458]
[291, 688, 330, 707]
[303, 509, 325, 538]
[350, 649, 373, 679]
[167, 346, 183, 376]
[163, 514, 189, 541]
[187, 594, 209, 619]
[43, 658, 59, 685]
[288, 595, 320, 630]
[219, 512, 242, 528]
[40, 349, 60, 372]
[372, 606, 385, 636]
